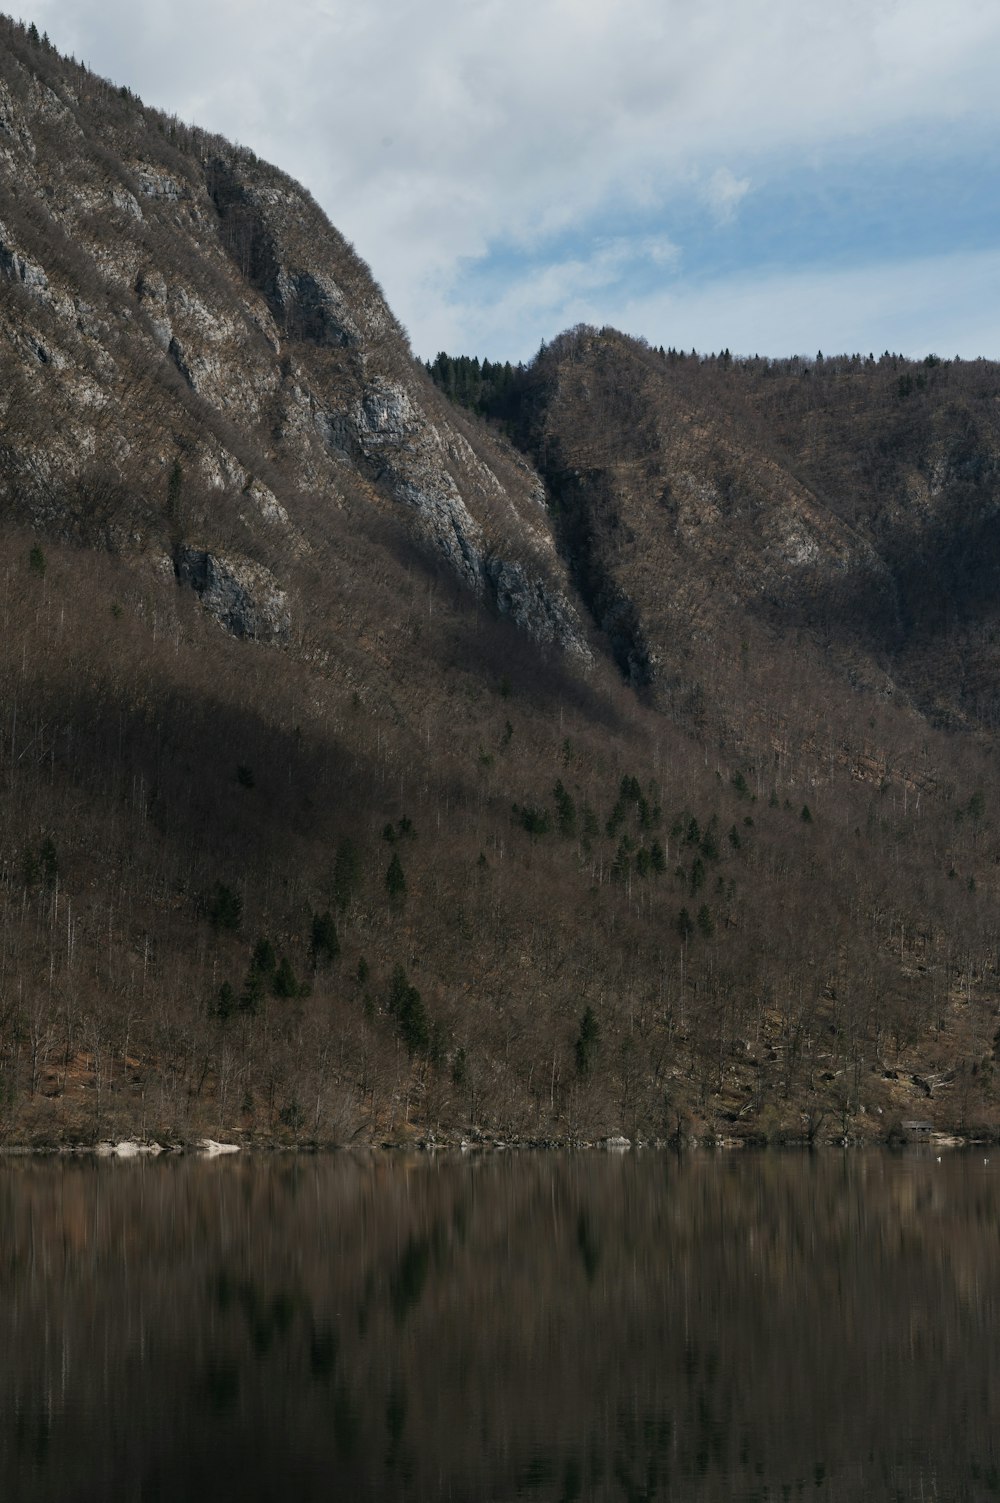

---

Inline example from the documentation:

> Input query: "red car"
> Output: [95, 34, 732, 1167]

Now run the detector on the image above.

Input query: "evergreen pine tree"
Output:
[386, 852, 406, 899]
[273, 956, 302, 998]
[310, 910, 340, 967]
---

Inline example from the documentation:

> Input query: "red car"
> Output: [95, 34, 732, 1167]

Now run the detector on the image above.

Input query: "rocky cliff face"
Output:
[0, 21, 588, 660]
[506, 327, 1000, 735]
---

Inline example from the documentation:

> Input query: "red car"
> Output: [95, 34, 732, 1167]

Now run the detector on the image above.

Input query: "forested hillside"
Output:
[1, 17, 999, 1147]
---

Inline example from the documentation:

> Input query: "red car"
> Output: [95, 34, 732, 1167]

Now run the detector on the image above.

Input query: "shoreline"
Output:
[1, 1125, 995, 1157]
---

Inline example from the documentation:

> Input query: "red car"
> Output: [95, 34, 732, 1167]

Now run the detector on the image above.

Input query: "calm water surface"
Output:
[1, 1150, 998, 1501]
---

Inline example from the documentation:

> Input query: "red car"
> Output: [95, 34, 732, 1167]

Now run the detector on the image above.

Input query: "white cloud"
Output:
[701, 168, 751, 225]
[423, 233, 679, 359]
[12, 1, 1000, 356]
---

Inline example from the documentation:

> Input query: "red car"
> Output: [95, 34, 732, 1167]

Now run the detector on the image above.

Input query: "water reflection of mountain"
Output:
[1, 1153, 998, 1500]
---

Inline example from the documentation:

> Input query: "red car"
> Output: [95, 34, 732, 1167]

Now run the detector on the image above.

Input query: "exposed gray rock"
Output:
[312, 406, 352, 456]
[395, 474, 485, 592]
[355, 377, 414, 446]
[111, 186, 143, 221]
[167, 336, 194, 387]
[274, 268, 358, 347]
[174, 547, 289, 641]
[0, 231, 49, 295]
[354, 377, 591, 656]
[485, 555, 591, 660]
[135, 167, 186, 200]
[354, 377, 485, 589]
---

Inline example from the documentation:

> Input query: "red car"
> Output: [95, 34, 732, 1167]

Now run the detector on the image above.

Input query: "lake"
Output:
[1, 1149, 998, 1501]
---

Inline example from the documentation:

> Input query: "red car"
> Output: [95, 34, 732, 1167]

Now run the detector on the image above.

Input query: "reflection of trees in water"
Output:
[1, 1153, 998, 1500]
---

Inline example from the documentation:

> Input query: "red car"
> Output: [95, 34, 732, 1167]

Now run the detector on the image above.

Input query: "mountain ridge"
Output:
[0, 17, 588, 663]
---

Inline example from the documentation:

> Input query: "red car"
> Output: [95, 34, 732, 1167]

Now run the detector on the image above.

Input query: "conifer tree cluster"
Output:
[425, 353, 524, 423]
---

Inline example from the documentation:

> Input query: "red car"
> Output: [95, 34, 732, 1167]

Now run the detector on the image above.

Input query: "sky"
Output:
[9, 0, 1000, 363]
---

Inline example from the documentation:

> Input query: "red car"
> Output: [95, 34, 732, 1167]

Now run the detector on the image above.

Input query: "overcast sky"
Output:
[10, 0, 1000, 362]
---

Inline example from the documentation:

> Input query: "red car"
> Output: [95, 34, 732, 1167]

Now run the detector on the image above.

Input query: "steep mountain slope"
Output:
[2, 19, 1000, 1149]
[500, 328, 1000, 740]
[0, 19, 586, 658]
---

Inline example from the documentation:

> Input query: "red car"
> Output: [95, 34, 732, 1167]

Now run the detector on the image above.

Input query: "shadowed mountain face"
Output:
[2, 19, 1000, 1149]
[497, 328, 1000, 736]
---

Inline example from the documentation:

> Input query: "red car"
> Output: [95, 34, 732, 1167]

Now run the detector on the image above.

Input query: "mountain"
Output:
[0, 23, 586, 658]
[1, 17, 999, 1148]
[433, 331, 1000, 739]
